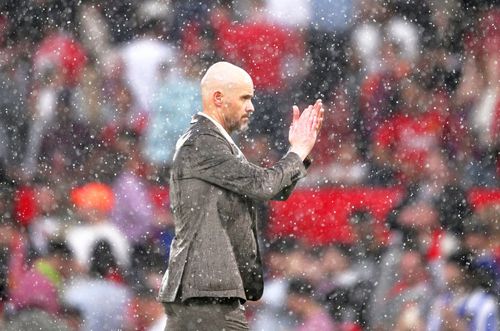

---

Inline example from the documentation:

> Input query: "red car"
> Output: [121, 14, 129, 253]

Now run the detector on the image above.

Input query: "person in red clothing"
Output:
[33, 31, 87, 88]
[302, 87, 367, 186]
[358, 39, 412, 143]
[372, 78, 449, 184]
[211, 0, 305, 152]
[212, 1, 303, 93]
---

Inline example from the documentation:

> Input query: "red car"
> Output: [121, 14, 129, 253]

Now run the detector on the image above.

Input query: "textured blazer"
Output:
[158, 114, 308, 303]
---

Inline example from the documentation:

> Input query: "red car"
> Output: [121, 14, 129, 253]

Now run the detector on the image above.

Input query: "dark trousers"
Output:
[163, 298, 249, 331]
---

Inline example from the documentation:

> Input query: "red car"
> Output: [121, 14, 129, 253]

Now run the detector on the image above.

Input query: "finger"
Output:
[318, 107, 325, 131]
[308, 104, 319, 131]
[317, 106, 325, 131]
[302, 105, 313, 122]
[313, 99, 322, 112]
[306, 105, 316, 131]
[310, 99, 323, 130]
[313, 100, 322, 117]
[292, 105, 300, 125]
[310, 110, 318, 132]
[309, 101, 321, 130]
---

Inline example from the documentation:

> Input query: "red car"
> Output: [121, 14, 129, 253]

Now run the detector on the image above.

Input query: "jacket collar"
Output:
[194, 113, 244, 158]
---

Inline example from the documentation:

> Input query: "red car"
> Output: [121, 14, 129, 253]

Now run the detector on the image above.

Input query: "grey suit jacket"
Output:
[158, 114, 308, 303]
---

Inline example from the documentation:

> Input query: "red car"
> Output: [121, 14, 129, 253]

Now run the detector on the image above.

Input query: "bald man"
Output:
[158, 62, 323, 330]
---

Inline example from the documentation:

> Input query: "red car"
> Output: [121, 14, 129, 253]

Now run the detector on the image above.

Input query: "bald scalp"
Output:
[200, 61, 255, 133]
[200, 61, 253, 96]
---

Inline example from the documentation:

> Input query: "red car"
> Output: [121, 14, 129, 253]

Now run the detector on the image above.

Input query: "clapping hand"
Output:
[289, 99, 324, 160]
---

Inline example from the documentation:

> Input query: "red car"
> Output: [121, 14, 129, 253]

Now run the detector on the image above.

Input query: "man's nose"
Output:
[247, 101, 255, 113]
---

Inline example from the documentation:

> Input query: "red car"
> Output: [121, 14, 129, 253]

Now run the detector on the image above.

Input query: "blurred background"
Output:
[0, 0, 499, 330]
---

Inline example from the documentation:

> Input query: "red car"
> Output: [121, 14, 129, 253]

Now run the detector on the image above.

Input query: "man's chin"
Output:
[235, 124, 249, 133]
[235, 120, 250, 133]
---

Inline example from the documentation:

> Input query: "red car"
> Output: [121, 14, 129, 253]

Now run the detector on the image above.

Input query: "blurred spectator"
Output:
[371, 199, 456, 329]
[95, 0, 136, 43]
[8, 240, 74, 316]
[429, 154, 473, 236]
[130, 281, 167, 331]
[395, 196, 459, 262]
[343, 210, 386, 327]
[462, 219, 500, 294]
[301, 0, 353, 98]
[251, 238, 300, 331]
[72, 59, 105, 129]
[265, 0, 311, 29]
[76, 1, 112, 65]
[477, 204, 500, 266]
[467, 9, 500, 152]
[120, 13, 177, 114]
[127, 238, 167, 314]
[240, 134, 281, 167]
[33, 30, 87, 88]
[36, 90, 97, 186]
[213, 0, 304, 93]
[63, 240, 132, 331]
[356, 38, 410, 171]
[377, 249, 432, 330]
[320, 245, 364, 326]
[28, 181, 65, 255]
[427, 250, 499, 331]
[111, 141, 155, 247]
[318, 245, 352, 296]
[351, 0, 419, 75]
[348, 210, 385, 265]
[0, 59, 28, 182]
[145, 180, 175, 264]
[143, 53, 201, 168]
[65, 182, 130, 272]
[452, 8, 500, 186]
[287, 278, 337, 331]
[424, 1, 464, 54]
[301, 87, 367, 187]
[100, 77, 146, 139]
[22, 63, 64, 180]
[351, 0, 386, 74]
[371, 78, 449, 184]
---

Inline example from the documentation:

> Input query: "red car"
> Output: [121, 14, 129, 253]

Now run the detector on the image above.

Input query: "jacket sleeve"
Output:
[180, 133, 307, 201]
[271, 156, 312, 201]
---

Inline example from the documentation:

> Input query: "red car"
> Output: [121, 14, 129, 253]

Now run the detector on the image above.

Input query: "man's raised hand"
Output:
[289, 99, 324, 161]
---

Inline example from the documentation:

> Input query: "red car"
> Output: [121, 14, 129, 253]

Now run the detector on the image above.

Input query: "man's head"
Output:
[46, 240, 74, 278]
[286, 278, 317, 317]
[201, 61, 255, 133]
[444, 250, 473, 289]
[399, 250, 427, 286]
[463, 219, 490, 253]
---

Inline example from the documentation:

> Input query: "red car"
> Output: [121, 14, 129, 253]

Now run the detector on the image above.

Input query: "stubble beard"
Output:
[239, 122, 250, 133]
[235, 117, 250, 133]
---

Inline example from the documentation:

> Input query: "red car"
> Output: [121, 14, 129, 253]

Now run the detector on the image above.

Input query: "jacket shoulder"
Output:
[183, 117, 228, 148]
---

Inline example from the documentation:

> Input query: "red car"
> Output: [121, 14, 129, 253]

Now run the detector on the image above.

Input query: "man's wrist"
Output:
[288, 147, 308, 161]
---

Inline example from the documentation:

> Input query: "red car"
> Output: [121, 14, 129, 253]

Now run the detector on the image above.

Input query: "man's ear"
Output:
[214, 91, 223, 107]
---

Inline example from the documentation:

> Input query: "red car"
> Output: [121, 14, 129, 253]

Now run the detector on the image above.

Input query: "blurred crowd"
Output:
[0, 0, 499, 330]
